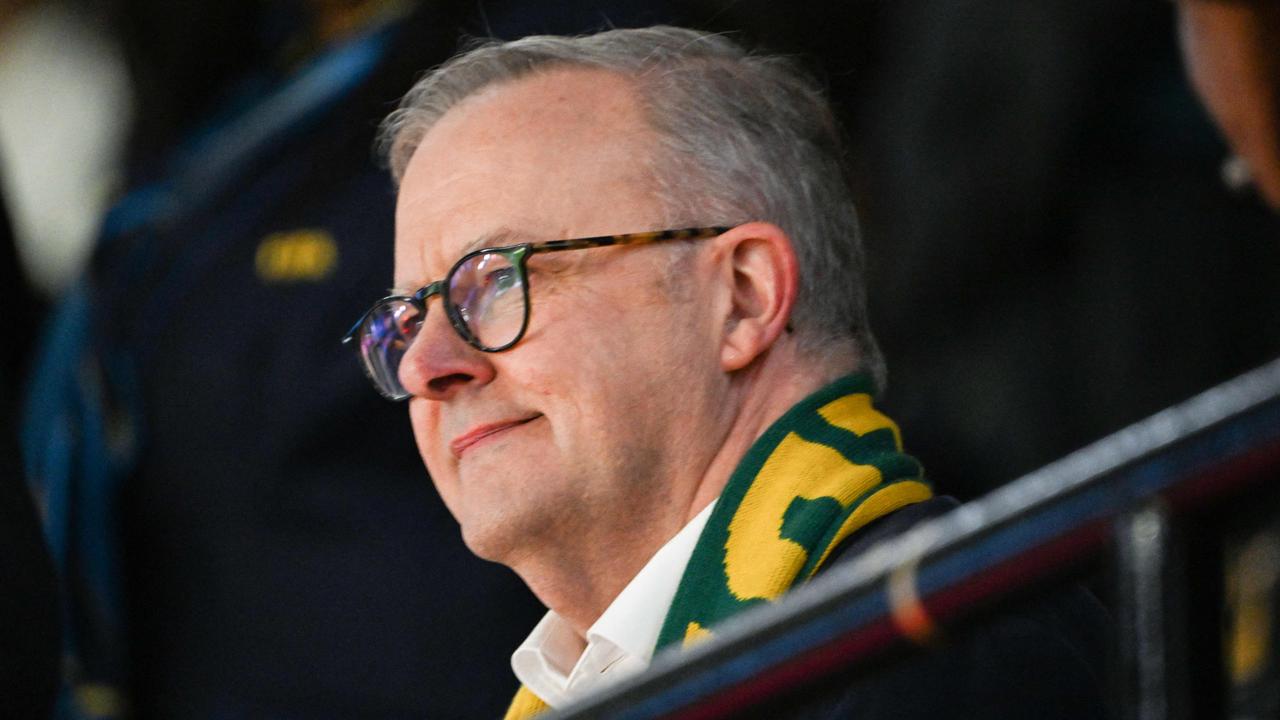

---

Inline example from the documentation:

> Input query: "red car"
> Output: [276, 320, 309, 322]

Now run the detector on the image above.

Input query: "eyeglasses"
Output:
[343, 226, 730, 400]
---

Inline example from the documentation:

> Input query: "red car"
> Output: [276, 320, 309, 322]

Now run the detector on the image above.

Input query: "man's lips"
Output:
[450, 415, 540, 458]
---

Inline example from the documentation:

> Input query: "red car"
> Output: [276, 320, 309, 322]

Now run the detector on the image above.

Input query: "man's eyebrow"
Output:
[459, 226, 537, 254]
[390, 227, 541, 294]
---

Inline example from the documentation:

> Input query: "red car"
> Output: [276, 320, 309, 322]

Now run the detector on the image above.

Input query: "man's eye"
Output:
[486, 267, 517, 292]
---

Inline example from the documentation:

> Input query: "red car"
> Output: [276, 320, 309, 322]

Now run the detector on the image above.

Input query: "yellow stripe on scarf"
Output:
[724, 431, 886, 601]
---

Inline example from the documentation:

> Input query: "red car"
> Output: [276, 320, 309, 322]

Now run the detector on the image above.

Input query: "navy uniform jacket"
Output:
[2, 182, 59, 720]
[24, 7, 546, 719]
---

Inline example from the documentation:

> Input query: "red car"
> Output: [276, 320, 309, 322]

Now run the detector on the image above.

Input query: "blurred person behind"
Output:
[1, 164, 59, 720]
[1177, 0, 1280, 209]
[1, 0, 121, 715]
[1177, 2, 1280, 714]
[19, 1, 555, 717]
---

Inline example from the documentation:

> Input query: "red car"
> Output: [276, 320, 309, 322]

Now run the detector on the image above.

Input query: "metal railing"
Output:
[550, 357, 1280, 720]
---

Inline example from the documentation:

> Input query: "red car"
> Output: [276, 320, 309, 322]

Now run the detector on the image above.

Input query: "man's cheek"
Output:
[431, 470, 464, 520]
[407, 403, 446, 472]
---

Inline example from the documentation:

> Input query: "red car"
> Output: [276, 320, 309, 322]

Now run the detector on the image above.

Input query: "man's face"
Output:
[393, 69, 730, 567]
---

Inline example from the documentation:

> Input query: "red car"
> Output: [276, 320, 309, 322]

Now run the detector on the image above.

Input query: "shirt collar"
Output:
[511, 501, 716, 708]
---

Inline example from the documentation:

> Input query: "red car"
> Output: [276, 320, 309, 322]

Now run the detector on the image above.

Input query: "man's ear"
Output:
[712, 222, 799, 372]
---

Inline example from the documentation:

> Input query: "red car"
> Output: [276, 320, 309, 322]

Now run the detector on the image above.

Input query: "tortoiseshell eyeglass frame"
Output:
[342, 226, 731, 399]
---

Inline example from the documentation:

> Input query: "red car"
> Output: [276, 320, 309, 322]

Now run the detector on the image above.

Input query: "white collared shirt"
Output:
[510, 501, 716, 708]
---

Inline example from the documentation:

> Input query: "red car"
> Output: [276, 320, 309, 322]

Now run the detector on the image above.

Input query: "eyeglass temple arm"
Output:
[527, 226, 730, 254]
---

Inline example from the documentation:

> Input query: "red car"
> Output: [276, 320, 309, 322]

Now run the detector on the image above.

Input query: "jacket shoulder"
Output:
[776, 496, 1114, 720]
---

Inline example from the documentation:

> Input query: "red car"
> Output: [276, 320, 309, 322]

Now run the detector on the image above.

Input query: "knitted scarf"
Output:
[503, 375, 931, 719]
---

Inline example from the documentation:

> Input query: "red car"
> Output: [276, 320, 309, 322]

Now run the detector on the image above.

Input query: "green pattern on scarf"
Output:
[654, 374, 931, 651]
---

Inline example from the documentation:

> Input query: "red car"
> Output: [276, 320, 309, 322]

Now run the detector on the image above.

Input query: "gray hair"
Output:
[379, 26, 886, 390]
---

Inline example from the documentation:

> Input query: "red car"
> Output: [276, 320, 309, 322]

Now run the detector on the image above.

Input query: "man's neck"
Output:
[512, 346, 848, 636]
[681, 357, 834, 524]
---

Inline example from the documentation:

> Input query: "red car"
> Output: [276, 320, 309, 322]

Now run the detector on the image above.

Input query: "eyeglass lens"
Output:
[358, 250, 526, 398]
[447, 251, 525, 350]
[358, 298, 420, 399]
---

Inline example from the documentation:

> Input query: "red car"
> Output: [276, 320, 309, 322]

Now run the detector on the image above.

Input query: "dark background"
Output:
[3, 0, 1278, 718]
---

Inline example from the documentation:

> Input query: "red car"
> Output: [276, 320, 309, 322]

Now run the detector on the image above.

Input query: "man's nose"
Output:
[398, 308, 496, 400]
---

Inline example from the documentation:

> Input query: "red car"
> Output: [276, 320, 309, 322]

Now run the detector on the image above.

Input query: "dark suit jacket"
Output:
[750, 497, 1113, 719]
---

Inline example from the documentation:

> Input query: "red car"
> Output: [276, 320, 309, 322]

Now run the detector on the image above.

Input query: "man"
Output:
[346, 27, 1109, 718]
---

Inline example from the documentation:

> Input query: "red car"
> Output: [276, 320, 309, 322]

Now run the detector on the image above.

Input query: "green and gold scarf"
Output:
[504, 375, 931, 719]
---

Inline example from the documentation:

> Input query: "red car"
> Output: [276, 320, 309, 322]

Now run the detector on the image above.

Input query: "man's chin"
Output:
[456, 498, 573, 574]
[457, 515, 529, 565]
